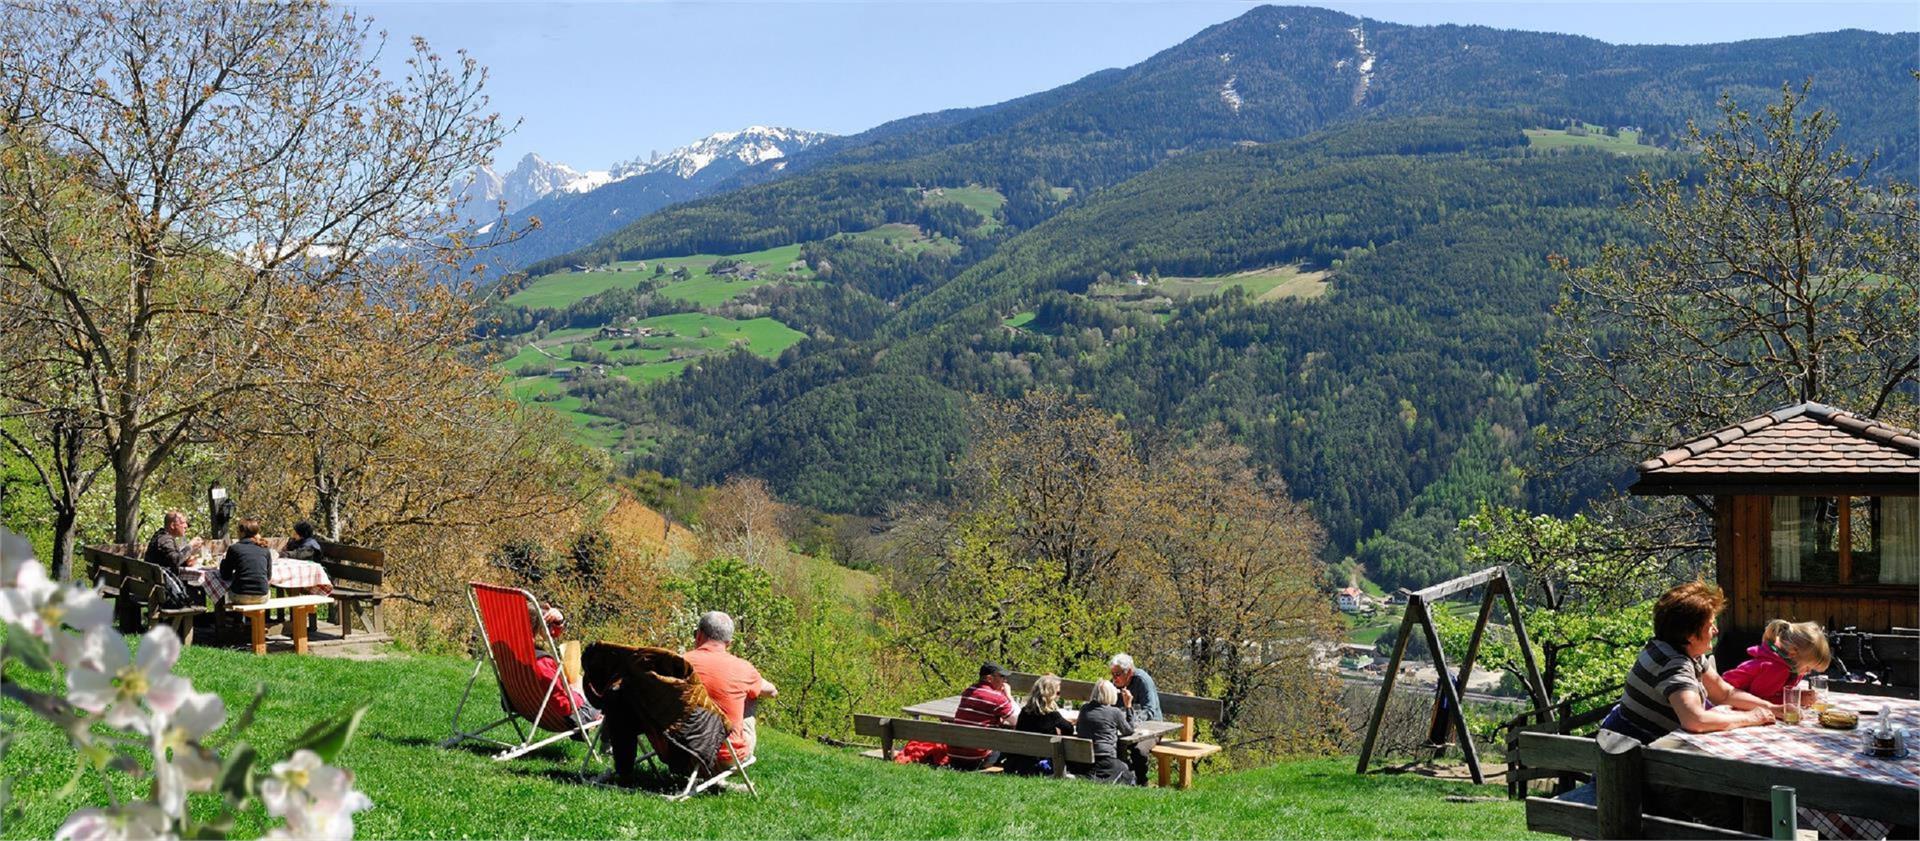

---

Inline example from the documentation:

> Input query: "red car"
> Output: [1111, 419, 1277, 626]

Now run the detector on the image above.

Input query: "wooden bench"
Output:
[1515, 731, 1916, 839]
[83, 544, 210, 642]
[853, 714, 1094, 779]
[229, 595, 334, 655]
[1004, 671, 1226, 789]
[315, 539, 386, 637]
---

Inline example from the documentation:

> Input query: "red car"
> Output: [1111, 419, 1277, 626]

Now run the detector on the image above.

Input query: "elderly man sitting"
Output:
[682, 611, 777, 763]
[1109, 652, 1162, 786]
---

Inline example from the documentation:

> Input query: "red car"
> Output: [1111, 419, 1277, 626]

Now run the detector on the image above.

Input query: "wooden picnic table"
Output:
[1652, 691, 1919, 839]
[179, 557, 335, 602]
[901, 696, 1184, 745]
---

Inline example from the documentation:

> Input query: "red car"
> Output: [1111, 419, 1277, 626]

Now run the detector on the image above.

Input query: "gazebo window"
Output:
[1771, 496, 1919, 585]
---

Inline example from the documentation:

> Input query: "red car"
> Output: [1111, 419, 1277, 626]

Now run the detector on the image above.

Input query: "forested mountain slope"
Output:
[611, 116, 1669, 559]
[495, 6, 1915, 587]
[523, 6, 1913, 274]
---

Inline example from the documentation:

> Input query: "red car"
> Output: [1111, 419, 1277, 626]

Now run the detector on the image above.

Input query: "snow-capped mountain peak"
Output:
[455, 153, 609, 219]
[610, 126, 832, 181]
[452, 126, 829, 221]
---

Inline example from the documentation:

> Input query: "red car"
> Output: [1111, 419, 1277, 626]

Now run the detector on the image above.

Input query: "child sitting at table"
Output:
[1724, 619, 1831, 704]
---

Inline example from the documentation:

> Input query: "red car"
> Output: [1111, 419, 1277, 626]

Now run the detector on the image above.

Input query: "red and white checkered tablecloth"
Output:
[1667, 692, 1917, 839]
[180, 558, 333, 602]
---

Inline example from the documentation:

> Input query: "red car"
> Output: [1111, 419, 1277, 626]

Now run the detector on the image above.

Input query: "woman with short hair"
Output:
[1599, 581, 1776, 746]
[1072, 679, 1135, 784]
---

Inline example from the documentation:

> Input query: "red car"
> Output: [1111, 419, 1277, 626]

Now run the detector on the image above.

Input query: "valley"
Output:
[475, 5, 1915, 583]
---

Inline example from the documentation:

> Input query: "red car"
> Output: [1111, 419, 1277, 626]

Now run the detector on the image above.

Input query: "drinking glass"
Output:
[1780, 695, 1802, 726]
[1807, 675, 1830, 713]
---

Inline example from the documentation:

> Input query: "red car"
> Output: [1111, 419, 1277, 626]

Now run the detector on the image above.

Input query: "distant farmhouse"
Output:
[596, 325, 654, 340]
[1336, 586, 1376, 614]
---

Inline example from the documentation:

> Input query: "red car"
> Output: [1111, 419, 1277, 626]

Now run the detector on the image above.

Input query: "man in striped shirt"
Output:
[949, 662, 1019, 770]
[1600, 581, 1776, 745]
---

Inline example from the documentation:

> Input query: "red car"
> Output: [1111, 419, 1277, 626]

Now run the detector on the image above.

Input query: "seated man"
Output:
[948, 662, 1018, 771]
[280, 521, 323, 561]
[144, 510, 204, 571]
[682, 611, 777, 763]
[218, 518, 273, 605]
[1109, 652, 1162, 786]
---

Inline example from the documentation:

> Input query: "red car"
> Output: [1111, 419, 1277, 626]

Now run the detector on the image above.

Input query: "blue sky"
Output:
[347, 1, 1918, 173]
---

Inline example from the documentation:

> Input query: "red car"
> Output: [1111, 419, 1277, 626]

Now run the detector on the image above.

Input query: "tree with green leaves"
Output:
[1448, 504, 1683, 703]
[1544, 82, 1918, 474]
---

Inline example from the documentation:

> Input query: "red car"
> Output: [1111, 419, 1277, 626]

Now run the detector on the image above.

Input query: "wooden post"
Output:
[292, 605, 313, 655]
[1770, 786, 1798, 840]
[879, 718, 895, 761]
[1596, 742, 1644, 840]
[249, 612, 267, 655]
[1356, 594, 1420, 773]
[1181, 715, 1195, 742]
[1051, 737, 1069, 780]
[1431, 585, 1495, 748]
[1496, 572, 1553, 715]
[1415, 599, 1482, 784]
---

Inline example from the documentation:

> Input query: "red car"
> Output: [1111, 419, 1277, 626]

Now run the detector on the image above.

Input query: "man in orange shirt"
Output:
[682, 611, 777, 762]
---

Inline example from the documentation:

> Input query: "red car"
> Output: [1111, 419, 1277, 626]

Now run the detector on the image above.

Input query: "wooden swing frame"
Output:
[1355, 566, 1552, 784]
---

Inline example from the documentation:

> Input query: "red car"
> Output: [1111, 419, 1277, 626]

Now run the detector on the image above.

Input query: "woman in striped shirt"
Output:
[1599, 581, 1777, 745]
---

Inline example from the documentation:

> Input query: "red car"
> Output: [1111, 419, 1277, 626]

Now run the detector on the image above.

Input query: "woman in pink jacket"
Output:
[1723, 619, 1831, 704]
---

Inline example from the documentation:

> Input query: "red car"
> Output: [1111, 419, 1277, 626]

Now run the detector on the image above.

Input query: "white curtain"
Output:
[1879, 497, 1919, 585]
[1771, 497, 1803, 581]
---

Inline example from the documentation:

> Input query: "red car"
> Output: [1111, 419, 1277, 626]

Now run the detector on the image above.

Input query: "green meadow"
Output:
[1157, 264, 1333, 301]
[507, 243, 813, 310]
[0, 642, 1541, 839]
[1523, 126, 1661, 156]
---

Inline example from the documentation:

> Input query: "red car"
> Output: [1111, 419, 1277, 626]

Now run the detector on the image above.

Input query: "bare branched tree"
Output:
[0, 1, 512, 567]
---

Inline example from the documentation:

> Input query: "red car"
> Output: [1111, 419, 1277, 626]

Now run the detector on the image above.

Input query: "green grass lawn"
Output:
[1, 643, 1539, 839]
[1523, 127, 1661, 156]
[507, 244, 813, 310]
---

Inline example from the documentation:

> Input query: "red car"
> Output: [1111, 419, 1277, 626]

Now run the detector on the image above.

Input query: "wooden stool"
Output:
[1151, 740, 1221, 789]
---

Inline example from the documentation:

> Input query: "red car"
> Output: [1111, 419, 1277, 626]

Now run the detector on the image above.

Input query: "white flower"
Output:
[152, 690, 227, 817]
[0, 526, 35, 587]
[66, 626, 192, 733]
[0, 560, 114, 641]
[261, 750, 374, 841]
[54, 803, 177, 841]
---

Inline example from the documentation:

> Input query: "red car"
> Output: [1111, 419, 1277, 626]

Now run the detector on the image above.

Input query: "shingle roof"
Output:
[1632, 403, 1919, 494]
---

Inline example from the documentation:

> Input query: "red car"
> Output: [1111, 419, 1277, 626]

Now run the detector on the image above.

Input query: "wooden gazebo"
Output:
[1629, 403, 1918, 668]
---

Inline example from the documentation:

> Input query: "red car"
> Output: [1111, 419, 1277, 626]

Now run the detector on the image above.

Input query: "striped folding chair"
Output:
[443, 582, 603, 764]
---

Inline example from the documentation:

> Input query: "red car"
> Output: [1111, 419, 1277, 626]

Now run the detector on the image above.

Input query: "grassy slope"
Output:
[2, 645, 1539, 840]
[844, 223, 962, 258]
[508, 243, 813, 310]
[1156, 264, 1331, 301]
[1522, 127, 1661, 156]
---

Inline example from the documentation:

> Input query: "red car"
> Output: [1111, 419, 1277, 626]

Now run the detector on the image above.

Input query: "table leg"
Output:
[292, 606, 312, 655]
[1157, 753, 1171, 788]
[249, 612, 267, 655]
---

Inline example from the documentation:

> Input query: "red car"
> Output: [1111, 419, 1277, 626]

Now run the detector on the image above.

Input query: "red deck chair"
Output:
[443, 582, 603, 764]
